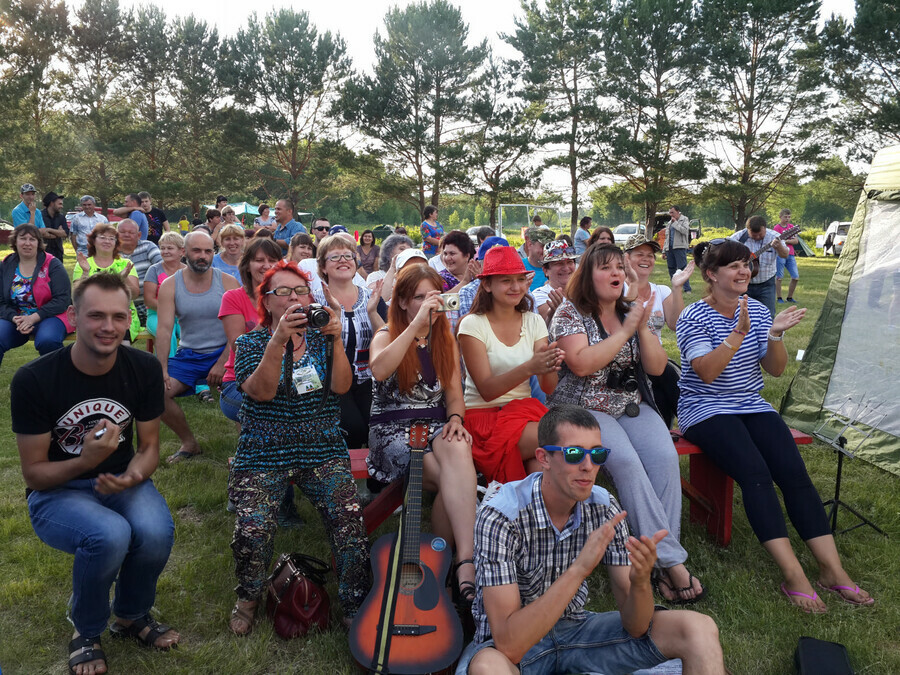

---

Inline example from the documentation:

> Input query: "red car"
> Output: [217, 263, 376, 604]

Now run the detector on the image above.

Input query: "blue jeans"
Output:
[0, 316, 67, 366]
[456, 612, 666, 674]
[219, 380, 242, 421]
[665, 247, 691, 292]
[747, 276, 776, 316]
[27, 477, 175, 638]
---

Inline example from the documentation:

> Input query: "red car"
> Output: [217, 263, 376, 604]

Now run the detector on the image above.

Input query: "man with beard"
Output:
[154, 231, 239, 463]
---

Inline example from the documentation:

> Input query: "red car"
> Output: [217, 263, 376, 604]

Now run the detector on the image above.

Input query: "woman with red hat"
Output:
[457, 245, 564, 483]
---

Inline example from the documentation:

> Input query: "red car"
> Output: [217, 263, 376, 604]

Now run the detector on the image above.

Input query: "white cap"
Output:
[396, 248, 428, 270]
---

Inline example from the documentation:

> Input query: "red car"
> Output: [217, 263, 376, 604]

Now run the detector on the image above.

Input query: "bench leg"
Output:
[688, 453, 733, 547]
[362, 479, 404, 536]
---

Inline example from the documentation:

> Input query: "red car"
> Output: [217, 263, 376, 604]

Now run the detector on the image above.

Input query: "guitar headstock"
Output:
[409, 423, 430, 450]
[780, 225, 801, 239]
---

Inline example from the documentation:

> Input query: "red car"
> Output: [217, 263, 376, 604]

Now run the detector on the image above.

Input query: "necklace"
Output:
[414, 336, 428, 349]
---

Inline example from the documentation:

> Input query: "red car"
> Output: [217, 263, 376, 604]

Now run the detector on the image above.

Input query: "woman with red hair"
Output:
[227, 260, 370, 635]
[368, 264, 477, 605]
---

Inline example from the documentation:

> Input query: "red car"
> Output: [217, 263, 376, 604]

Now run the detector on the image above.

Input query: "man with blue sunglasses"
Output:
[457, 405, 725, 675]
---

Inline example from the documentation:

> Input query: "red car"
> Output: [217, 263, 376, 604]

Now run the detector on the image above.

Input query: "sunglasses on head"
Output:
[543, 445, 611, 465]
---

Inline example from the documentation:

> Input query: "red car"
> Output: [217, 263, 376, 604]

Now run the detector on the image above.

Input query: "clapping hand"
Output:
[366, 280, 383, 315]
[76, 251, 90, 274]
[546, 288, 565, 316]
[671, 261, 695, 289]
[771, 305, 806, 334]
[626, 529, 668, 588]
[529, 340, 565, 375]
[736, 295, 751, 335]
[623, 294, 655, 335]
[573, 510, 629, 578]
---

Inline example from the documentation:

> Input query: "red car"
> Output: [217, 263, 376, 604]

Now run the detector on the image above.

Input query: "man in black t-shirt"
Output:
[140, 191, 169, 244]
[40, 190, 69, 261]
[11, 273, 180, 675]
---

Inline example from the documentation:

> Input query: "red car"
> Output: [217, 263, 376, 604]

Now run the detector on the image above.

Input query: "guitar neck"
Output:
[401, 447, 424, 564]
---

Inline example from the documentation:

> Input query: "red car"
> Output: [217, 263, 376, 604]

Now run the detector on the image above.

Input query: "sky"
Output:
[99, 0, 856, 75]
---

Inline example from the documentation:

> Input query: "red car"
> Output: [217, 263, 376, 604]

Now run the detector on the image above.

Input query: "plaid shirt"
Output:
[471, 472, 630, 644]
[729, 229, 780, 284]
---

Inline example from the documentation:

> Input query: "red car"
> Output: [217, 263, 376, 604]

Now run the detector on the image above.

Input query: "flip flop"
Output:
[781, 582, 826, 614]
[167, 449, 201, 464]
[816, 582, 875, 606]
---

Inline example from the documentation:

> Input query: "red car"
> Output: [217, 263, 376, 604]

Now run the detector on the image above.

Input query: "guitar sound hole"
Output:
[399, 562, 424, 592]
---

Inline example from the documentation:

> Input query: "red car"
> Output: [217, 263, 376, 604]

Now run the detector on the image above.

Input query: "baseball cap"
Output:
[476, 236, 509, 260]
[328, 225, 349, 235]
[396, 248, 428, 270]
[524, 226, 555, 243]
[20, 183, 36, 194]
[623, 233, 661, 253]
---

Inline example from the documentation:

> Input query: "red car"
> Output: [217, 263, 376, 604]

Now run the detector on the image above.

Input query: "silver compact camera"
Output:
[438, 293, 460, 312]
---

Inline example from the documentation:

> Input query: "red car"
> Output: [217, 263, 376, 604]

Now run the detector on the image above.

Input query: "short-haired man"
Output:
[521, 226, 555, 292]
[155, 231, 239, 462]
[458, 405, 725, 675]
[40, 190, 70, 261]
[70, 195, 108, 256]
[665, 206, 692, 293]
[774, 208, 800, 304]
[141, 192, 169, 244]
[420, 205, 443, 258]
[272, 198, 306, 254]
[11, 273, 180, 675]
[12, 183, 39, 227]
[116, 219, 162, 326]
[124, 193, 150, 240]
[311, 217, 330, 244]
[728, 214, 789, 316]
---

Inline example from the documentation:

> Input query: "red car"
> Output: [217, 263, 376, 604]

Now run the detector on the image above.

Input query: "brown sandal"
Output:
[229, 600, 257, 636]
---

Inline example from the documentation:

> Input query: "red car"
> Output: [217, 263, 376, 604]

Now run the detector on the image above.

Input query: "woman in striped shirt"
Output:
[677, 239, 873, 612]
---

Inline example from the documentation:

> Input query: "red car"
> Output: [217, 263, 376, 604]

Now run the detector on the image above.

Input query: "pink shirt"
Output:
[774, 223, 795, 256]
[219, 288, 258, 383]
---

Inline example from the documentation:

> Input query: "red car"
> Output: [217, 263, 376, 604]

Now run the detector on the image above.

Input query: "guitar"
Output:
[747, 225, 801, 275]
[350, 424, 463, 674]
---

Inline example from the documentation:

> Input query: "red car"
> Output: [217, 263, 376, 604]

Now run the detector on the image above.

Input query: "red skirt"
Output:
[465, 398, 549, 484]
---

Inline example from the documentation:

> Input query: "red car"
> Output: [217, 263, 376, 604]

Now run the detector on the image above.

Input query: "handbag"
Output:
[794, 636, 854, 674]
[266, 553, 331, 639]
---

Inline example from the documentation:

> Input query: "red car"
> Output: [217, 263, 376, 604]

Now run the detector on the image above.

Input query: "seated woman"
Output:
[548, 243, 705, 603]
[144, 231, 186, 356]
[586, 225, 615, 248]
[356, 229, 379, 279]
[288, 232, 316, 263]
[437, 229, 476, 293]
[457, 245, 563, 483]
[368, 264, 477, 604]
[74, 222, 140, 342]
[315, 234, 386, 449]
[623, 233, 694, 427]
[211, 223, 245, 281]
[532, 240, 577, 325]
[228, 260, 370, 635]
[0, 224, 72, 365]
[677, 240, 872, 612]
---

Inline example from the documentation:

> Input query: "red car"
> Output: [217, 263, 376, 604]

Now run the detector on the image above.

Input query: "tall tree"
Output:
[223, 8, 351, 209]
[339, 0, 487, 214]
[697, 0, 827, 229]
[506, 0, 606, 231]
[823, 0, 900, 162]
[595, 0, 705, 228]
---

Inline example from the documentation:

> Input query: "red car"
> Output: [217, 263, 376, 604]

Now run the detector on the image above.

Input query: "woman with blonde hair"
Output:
[212, 223, 245, 281]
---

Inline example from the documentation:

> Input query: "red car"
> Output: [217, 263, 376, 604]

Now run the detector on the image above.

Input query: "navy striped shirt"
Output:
[676, 298, 774, 431]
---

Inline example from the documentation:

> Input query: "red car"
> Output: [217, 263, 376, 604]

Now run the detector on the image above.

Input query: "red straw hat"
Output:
[478, 245, 527, 278]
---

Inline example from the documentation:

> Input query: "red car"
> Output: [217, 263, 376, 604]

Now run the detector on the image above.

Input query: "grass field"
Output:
[0, 252, 898, 674]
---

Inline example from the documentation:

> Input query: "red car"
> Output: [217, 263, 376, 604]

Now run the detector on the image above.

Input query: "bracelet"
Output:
[722, 340, 738, 352]
[732, 329, 747, 336]
[767, 331, 784, 342]
[448, 413, 464, 424]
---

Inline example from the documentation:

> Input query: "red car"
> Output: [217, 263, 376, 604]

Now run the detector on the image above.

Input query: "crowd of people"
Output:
[5, 184, 871, 675]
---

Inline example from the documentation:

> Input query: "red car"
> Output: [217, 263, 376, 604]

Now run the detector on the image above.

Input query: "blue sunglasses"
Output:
[543, 445, 611, 465]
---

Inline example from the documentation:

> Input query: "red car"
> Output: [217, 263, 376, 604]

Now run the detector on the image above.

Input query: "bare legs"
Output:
[518, 421, 541, 474]
[161, 380, 201, 462]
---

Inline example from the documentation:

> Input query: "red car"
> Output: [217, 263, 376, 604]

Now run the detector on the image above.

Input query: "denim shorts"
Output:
[455, 612, 666, 675]
[775, 254, 799, 279]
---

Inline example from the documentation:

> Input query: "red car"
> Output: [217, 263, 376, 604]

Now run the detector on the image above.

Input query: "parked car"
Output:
[613, 223, 642, 245]
[816, 221, 851, 256]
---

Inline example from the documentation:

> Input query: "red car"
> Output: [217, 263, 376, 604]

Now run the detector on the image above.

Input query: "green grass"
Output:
[1, 252, 898, 674]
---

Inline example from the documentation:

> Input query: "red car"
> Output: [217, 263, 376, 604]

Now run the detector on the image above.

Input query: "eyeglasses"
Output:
[96, 235, 117, 242]
[266, 285, 311, 297]
[326, 252, 355, 262]
[314, 226, 329, 232]
[543, 445, 611, 465]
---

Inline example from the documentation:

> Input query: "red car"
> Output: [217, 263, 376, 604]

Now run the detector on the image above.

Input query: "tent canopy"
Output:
[202, 202, 260, 216]
[781, 144, 900, 476]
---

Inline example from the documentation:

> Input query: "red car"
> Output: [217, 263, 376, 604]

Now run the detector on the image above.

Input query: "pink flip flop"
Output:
[781, 583, 826, 614]
[816, 582, 875, 606]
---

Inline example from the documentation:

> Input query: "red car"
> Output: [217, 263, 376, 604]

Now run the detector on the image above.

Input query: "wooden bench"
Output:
[349, 427, 814, 547]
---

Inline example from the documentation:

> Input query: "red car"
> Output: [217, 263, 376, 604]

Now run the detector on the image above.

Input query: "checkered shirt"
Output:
[728, 230, 780, 283]
[471, 472, 631, 644]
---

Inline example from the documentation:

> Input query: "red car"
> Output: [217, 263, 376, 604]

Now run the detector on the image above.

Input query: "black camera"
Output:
[606, 367, 638, 392]
[296, 303, 330, 328]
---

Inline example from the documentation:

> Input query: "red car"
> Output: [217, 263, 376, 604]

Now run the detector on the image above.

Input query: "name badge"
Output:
[292, 365, 323, 395]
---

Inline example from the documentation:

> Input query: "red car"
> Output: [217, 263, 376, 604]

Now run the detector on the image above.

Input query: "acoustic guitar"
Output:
[747, 225, 801, 275]
[350, 424, 463, 674]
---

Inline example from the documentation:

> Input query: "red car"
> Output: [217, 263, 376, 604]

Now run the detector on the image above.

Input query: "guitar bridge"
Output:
[391, 624, 436, 636]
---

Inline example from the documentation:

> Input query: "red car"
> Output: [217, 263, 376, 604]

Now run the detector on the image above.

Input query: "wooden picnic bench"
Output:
[349, 427, 814, 547]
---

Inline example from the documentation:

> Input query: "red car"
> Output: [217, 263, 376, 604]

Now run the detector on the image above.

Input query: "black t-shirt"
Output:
[146, 207, 167, 244]
[10, 345, 165, 490]
[41, 209, 69, 260]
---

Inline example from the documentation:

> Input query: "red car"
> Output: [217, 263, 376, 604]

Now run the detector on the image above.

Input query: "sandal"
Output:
[452, 559, 477, 607]
[653, 568, 707, 605]
[68, 634, 106, 675]
[110, 614, 179, 650]
[197, 390, 214, 403]
[229, 600, 257, 636]
[167, 449, 201, 464]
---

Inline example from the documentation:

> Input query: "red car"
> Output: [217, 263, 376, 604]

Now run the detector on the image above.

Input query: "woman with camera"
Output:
[314, 235, 386, 449]
[458, 245, 563, 483]
[677, 240, 871, 612]
[548, 244, 705, 604]
[228, 260, 369, 635]
[368, 264, 478, 604]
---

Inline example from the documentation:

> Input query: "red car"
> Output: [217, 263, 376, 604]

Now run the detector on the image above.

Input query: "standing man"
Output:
[70, 195, 108, 256]
[271, 198, 306, 254]
[457, 405, 725, 675]
[116, 219, 162, 326]
[12, 183, 39, 227]
[39, 191, 69, 261]
[664, 206, 692, 293]
[141, 192, 169, 244]
[420, 205, 443, 258]
[155, 231, 239, 463]
[521, 226, 554, 291]
[728, 214, 789, 316]
[774, 208, 800, 304]
[11, 273, 180, 675]
[311, 217, 331, 245]
[124, 193, 150, 241]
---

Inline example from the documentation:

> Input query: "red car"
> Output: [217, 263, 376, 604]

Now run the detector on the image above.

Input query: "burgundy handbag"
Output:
[266, 553, 331, 639]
